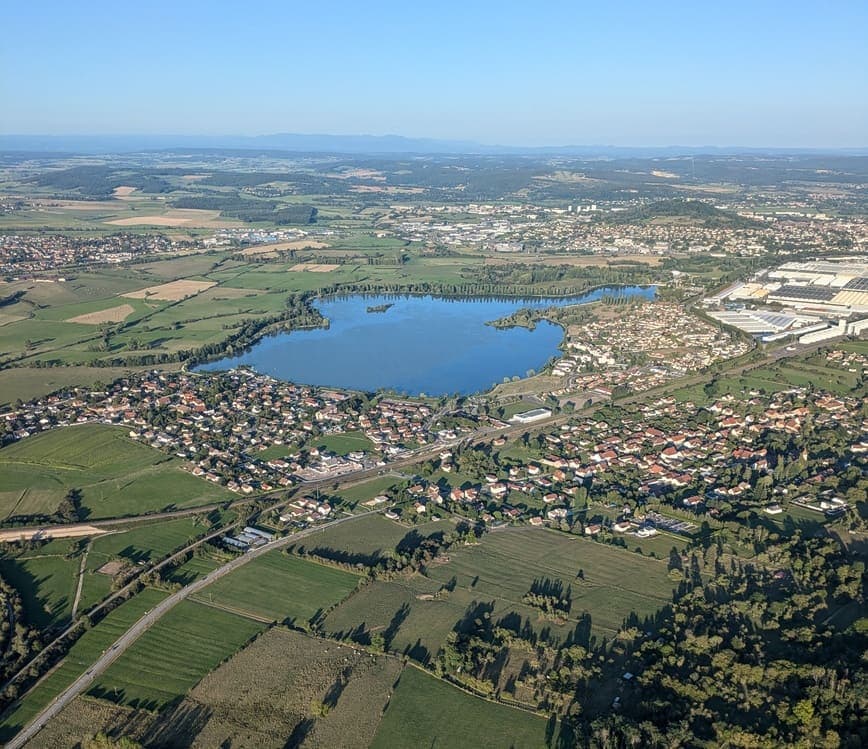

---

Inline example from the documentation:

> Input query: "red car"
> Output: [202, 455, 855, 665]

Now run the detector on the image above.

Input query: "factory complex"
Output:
[703, 258, 868, 343]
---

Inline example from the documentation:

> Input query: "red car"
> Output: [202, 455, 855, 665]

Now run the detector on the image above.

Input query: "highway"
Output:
[4, 509, 377, 749]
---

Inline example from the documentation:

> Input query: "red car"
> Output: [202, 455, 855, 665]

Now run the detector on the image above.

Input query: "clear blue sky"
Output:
[2, 1, 866, 146]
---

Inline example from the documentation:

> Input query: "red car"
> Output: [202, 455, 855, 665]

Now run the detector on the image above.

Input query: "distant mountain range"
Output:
[1, 133, 866, 157]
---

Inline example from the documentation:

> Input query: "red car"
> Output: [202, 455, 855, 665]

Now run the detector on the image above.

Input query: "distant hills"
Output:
[608, 199, 760, 228]
[1, 133, 866, 157]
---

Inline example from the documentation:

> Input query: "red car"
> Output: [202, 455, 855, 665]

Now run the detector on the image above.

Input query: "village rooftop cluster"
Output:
[0, 233, 188, 276]
[0, 369, 465, 497]
[380, 202, 866, 257]
[550, 302, 751, 396]
[403, 380, 865, 537]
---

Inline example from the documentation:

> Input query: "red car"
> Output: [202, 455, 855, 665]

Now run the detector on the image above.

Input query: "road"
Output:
[3, 334, 839, 746]
[4, 336, 821, 542]
[5, 509, 377, 749]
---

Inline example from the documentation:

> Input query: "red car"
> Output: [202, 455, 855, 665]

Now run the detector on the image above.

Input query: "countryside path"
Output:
[5, 509, 377, 749]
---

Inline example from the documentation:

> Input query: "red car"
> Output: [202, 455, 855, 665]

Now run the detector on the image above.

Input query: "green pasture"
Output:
[89, 600, 265, 710]
[193, 551, 359, 625]
[0, 588, 168, 743]
[371, 665, 551, 749]
[0, 424, 230, 520]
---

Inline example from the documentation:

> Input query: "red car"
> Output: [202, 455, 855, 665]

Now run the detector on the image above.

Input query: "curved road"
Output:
[5, 510, 376, 749]
[4, 335, 835, 746]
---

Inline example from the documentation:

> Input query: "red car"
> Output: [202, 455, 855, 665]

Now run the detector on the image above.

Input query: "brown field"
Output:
[107, 215, 195, 227]
[483, 253, 665, 266]
[289, 263, 340, 272]
[123, 280, 216, 301]
[24, 629, 402, 748]
[112, 186, 137, 199]
[65, 303, 136, 325]
[183, 628, 401, 749]
[106, 209, 239, 228]
[96, 560, 126, 576]
[24, 696, 152, 749]
[533, 171, 601, 184]
[0, 525, 109, 543]
[330, 168, 386, 180]
[0, 312, 25, 327]
[240, 240, 331, 256]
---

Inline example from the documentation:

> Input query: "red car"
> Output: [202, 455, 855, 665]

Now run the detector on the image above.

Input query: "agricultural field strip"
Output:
[0, 589, 168, 744]
[5, 509, 381, 749]
[0, 516, 238, 710]
[437, 528, 672, 601]
[3, 261, 252, 366]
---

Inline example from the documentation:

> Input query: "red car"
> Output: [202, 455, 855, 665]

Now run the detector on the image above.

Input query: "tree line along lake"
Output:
[196, 286, 657, 396]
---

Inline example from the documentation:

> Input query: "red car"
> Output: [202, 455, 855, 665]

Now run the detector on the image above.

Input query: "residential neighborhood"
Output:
[0, 369, 467, 498]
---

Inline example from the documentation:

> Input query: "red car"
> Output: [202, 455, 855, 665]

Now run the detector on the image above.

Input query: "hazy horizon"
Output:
[0, 132, 868, 157]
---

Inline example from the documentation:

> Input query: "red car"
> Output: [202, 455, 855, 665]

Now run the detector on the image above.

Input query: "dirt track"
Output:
[0, 525, 109, 543]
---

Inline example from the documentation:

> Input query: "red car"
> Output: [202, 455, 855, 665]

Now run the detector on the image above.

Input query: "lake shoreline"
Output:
[194, 286, 657, 396]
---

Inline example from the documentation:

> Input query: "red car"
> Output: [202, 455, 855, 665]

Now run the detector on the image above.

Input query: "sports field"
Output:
[315, 429, 376, 455]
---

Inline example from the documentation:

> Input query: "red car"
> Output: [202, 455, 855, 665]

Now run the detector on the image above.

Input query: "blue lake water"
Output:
[197, 286, 656, 395]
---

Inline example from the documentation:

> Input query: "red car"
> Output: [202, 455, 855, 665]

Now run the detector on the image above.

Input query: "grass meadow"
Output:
[370, 665, 551, 749]
[192, 551, 360, 625]
[0, 588, 168, 743]
[0, 424, 231, 519]
[88, 600, 265, 710]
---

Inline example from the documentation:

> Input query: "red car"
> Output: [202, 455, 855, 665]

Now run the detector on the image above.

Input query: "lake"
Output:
[197, 286, 656, 395]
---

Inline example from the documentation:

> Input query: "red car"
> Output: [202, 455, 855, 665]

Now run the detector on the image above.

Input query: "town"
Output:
[0, 369, 469, 501]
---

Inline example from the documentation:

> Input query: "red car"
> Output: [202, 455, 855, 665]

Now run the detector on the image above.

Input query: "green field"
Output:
[316, 430, 375, 455]
[370, 665, 552, 749]
[89, 600, 265, 710]
[78, 515, 226, 611]
[424, 527, 675, 636]
[324, 526, 675, 662]
[165, 553, 222, 586]
[674, 352, 864, 405]
[89, 517, 206, 563]
[0, 365, 184, 409]
[323, 575, 490, 663]
[0, 552, 78, 629]
[0, 588, 168, 743]
[330, 475, 404, 506]
[300, 513, 453, 563]
[193, 551, 360, 625]
[0, 424, 231, 520]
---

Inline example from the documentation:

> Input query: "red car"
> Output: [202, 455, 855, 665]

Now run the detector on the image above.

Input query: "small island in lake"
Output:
[367, 303, 394, 313]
